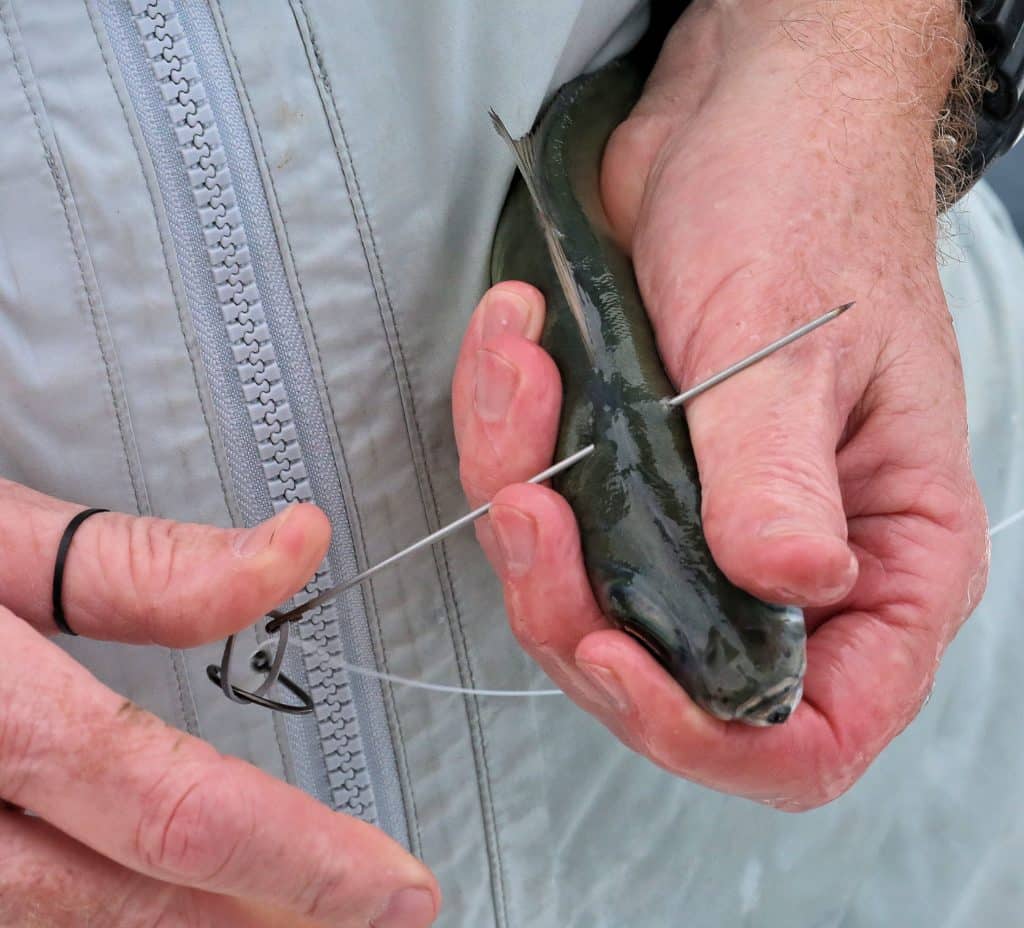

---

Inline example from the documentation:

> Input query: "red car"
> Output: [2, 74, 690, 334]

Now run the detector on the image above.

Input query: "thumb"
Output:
[681, 340, 858, 606]
[0, 478, 330, 646]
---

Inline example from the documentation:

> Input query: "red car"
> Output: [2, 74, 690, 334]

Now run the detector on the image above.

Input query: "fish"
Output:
[489, 54, 806, 726]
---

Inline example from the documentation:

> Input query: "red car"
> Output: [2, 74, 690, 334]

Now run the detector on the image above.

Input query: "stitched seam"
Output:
[445, 559, 509, 924]
[2, 0, 145, 514]
[210, 1, 418, 840]
[127, 0, 379, 817]
[86, 1, 228, 506]
[292, 2, 507, 920]
[168, 647, 200, 738]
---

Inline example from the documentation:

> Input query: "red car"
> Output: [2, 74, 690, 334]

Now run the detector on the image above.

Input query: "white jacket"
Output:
[2, 2, 1023, 925]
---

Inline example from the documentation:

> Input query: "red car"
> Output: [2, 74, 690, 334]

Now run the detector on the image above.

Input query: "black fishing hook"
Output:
[206, 621, 313, 715]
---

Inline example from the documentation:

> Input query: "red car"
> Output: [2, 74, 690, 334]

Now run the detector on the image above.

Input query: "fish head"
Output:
[596, 569, 806, 727]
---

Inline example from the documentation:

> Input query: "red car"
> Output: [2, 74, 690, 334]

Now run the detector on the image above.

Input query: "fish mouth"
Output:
[733, 676, 804, 727]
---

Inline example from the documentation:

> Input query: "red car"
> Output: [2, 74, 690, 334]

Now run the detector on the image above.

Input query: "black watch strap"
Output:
[965, 0, 1024, 181]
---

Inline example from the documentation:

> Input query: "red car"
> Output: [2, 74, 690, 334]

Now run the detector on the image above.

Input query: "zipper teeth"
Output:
[131, 0, 309, 509]
[130, 0, 375, 818]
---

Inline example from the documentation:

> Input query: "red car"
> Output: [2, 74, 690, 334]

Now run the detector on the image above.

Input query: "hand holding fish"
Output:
[455, 0, 989, 808]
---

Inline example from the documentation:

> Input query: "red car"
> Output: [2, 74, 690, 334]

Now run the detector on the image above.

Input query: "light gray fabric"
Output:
[0, 1, 1022, 925]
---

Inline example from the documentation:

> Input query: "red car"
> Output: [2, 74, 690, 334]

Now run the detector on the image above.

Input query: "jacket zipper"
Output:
[98, 0, 407, 841]
[133, 5, 310, 508]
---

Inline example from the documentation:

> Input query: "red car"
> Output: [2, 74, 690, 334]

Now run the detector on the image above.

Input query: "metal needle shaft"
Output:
[266, 444, 596, 632]
[266, 301, 852, 633]
[664, 301, 853, 407]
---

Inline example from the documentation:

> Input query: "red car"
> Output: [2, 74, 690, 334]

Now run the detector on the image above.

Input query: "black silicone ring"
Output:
[51, 508, 109, 636]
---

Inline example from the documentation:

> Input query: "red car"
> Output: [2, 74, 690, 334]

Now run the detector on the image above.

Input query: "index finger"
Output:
[0, 477, 330, 647]
[0, 609, 439, 925]
[452, 283, 558, 506]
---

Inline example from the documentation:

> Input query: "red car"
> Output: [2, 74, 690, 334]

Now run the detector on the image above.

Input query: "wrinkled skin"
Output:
[0, 491, 440, 927]
[454, 0, 989, 809]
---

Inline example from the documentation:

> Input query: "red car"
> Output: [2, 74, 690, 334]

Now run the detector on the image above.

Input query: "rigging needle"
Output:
[265, 300, 853, 635]
[663, 301, 853, 407]
[265, 444, 597, 632]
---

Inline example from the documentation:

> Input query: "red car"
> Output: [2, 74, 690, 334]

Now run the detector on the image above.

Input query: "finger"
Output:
[570, 392, 987, 812]
[456, 334, 562, 505]
[0, 812, 325, 928]
[0, 611, 440, 927]
[453, 282, 560, 566]
[684, 345, 858, 606]
[453, 282, 557, 504]
[0, 479, 330, 646]
[486, 483, 640, 715]
[570, 542, 971, 813]
[647, 272, 862, 606]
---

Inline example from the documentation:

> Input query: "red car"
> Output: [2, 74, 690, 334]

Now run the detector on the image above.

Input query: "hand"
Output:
[454, 0, 988, 809]
[0, 480, 439, 926]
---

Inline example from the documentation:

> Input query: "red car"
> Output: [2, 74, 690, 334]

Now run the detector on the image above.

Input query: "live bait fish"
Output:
[490, 56, 806, 726]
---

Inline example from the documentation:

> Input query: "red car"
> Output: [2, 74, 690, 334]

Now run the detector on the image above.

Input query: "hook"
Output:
[206, 622, 313, 715]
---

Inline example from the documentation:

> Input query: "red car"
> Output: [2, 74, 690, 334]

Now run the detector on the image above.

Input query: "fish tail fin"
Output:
[489, 108, 540, 197]
[490, 109, 595, 359]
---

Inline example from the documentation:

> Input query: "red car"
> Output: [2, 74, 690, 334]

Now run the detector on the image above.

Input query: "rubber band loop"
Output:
[52, 508, 109, 637]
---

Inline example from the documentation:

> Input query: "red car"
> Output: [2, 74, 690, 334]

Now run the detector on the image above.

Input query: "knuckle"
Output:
[294, 859, 347, 921]
[125, 518, 184, 610]
[781, 756, 862, 812]
[0, 698, 39, 803]
[100, 873, 190, 928]
[459, 463, 500, 505]
[134, 765, 248, 886]
[700, 460, 843, 568]
[963, 542, 990, 622]
[956, 509, 991, 629]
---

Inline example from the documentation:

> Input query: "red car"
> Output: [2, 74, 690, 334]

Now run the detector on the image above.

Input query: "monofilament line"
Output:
[331, 501, 1024, 698]
[989, 505, 1024, 537]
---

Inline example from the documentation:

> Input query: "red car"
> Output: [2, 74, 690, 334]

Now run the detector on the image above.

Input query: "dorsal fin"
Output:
[490, 109, 596, 361]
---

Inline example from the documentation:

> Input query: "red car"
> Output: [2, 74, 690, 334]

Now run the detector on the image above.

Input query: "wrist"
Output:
[737, 0, 967, 114]
[650, 1, 968, 125]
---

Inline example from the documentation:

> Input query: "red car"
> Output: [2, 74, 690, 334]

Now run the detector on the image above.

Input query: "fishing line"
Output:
[331, 658, 563, 698]
[245, 638, 564, 699]
[988, 504, 1024, 538]
[287, 502, 1024, 700]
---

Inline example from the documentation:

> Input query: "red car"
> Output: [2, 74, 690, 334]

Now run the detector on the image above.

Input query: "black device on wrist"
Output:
[965, 0, 1024, 180]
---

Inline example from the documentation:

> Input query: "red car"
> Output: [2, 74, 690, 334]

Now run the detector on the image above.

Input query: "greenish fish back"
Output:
[490, 54, 806, 727]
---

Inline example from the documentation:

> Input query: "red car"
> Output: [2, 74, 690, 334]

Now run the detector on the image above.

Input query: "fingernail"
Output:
[233, 507, 293, 557]
[819, 551, 859, 602]
[372, 888, 437, 928]
[576, 662, 631, 714]
[491, 505, 536, 577]
[483, 289, 532, 341]
[475, 349, 519, 423]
